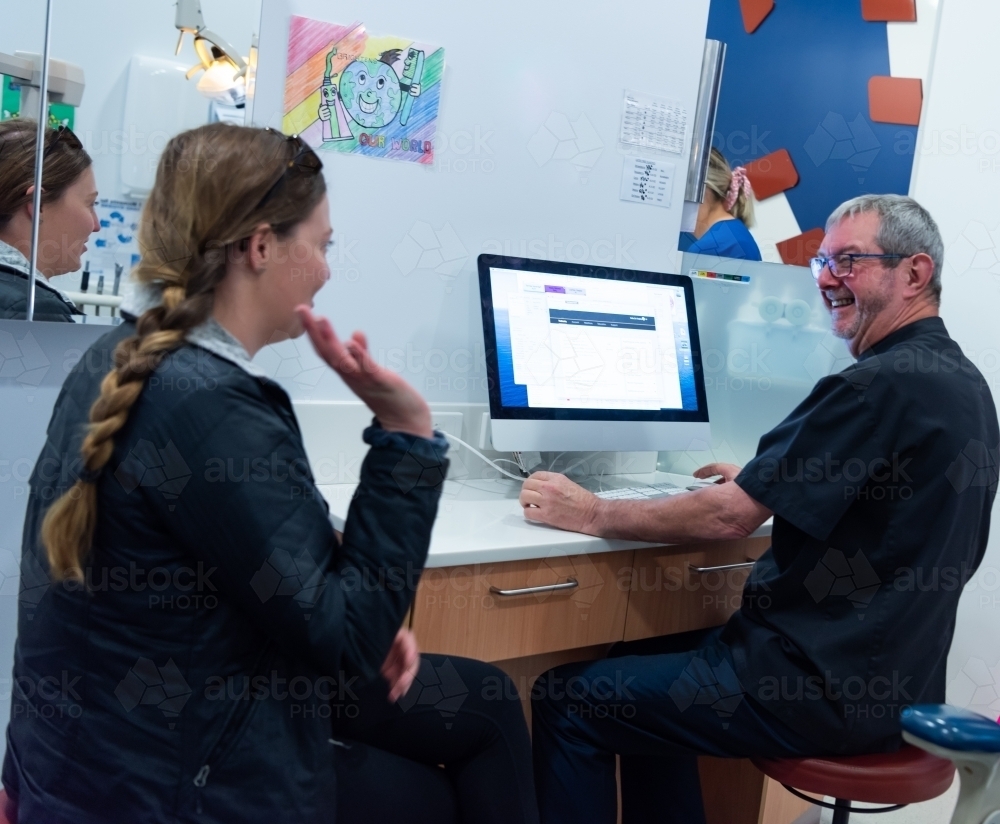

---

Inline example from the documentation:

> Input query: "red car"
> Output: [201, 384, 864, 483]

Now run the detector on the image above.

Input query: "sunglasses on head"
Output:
[44, 125, 84, 158]
[251, 129, 323, 214]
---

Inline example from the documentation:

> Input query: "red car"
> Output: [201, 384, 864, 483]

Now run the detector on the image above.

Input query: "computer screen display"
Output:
[479, 256, 708, 423]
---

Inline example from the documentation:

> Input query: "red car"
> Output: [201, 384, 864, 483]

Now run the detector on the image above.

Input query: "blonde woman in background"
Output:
[682, 147, 761, 261]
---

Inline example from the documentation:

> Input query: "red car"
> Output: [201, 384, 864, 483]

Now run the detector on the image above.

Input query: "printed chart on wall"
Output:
[86, 199, 141, 300]
[282, 16, 444, 164]
[617, 89, 685, 209]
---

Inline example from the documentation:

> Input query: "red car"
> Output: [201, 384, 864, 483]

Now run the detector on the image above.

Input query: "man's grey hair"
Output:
[826, 194, 944, 304]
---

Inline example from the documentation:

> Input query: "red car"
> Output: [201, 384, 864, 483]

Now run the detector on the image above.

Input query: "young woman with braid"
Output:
[3, 123, 538, 824]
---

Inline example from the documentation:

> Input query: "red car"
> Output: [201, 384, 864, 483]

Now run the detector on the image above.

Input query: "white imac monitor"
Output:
[478, 255, 710, 452]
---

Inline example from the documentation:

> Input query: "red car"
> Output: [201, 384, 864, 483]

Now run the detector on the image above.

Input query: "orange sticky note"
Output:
[869, 76, 923, 126]
[861, 0, 917, 22]
[739, 0, 775, 33]
[745, 149, 799, 201]
[777, 228, 825, 268]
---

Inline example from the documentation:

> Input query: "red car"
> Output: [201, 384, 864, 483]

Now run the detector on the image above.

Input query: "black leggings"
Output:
[331, 654, 539, 824]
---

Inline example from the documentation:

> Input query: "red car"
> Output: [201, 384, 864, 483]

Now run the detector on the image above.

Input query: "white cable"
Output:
[546, 451, 568, 471]
[442, 432, 526, 482]
[562, 451, 601, 476]
[452, 477, 522, 495]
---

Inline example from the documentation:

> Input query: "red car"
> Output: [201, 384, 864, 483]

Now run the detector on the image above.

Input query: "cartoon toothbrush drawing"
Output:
[318, 45, 351, 142]
[398, 48, 425, 127]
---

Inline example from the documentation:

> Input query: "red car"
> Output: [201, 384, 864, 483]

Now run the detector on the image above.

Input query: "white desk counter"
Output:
[319, 472, 773, 568]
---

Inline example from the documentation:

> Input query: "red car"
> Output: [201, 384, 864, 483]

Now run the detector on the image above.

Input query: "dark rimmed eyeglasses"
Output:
[809, 253, 905, 280]
[43, 124, 84, 158]
[251, 129, 323, 214]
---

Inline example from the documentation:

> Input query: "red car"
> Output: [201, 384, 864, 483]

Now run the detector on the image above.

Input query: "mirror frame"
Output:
[19, 0, 56, 322]
[8, 0, 53, 323]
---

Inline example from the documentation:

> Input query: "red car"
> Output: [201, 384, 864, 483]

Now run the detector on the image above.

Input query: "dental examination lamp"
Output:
[174, 0, 248, 95]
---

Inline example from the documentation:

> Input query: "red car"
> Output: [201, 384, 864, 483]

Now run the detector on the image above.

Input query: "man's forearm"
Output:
[519, 470, 772, 540]
[588, 482, 771, 544]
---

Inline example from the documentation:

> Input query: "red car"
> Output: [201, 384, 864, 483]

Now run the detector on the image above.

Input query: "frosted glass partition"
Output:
[658, 252, 853, 474]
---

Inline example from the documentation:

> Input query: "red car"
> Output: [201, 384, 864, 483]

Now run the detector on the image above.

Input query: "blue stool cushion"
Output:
[902, 704, 1000, 753]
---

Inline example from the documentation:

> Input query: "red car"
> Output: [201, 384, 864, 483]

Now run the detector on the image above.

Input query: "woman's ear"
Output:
[246, 222, 274, 274]
[23, 185, 37, 220]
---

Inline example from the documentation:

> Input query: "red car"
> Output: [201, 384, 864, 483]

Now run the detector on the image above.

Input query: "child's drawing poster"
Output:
[283, 16, 444, 165]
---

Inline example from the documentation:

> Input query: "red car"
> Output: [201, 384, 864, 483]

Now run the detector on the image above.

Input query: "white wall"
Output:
[910, 0, 1000, 721]
[251, 0, 710, 405]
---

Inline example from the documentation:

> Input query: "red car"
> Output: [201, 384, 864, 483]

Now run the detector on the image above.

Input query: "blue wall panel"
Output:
[706, 0, 917, 233]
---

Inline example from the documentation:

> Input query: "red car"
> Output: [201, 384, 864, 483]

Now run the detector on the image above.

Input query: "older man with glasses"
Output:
[521, 194, 999, 824]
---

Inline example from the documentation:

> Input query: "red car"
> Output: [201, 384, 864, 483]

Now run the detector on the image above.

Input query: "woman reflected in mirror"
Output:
[681, 147, 762, 261]
[0, 120, 98, 321]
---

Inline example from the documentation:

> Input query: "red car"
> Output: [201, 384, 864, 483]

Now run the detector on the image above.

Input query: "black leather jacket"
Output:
[2, 321, 448, 822]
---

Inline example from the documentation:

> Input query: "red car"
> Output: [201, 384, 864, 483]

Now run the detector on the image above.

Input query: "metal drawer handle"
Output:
[489, 578, 579, 597]
[688, 559, 755, 574]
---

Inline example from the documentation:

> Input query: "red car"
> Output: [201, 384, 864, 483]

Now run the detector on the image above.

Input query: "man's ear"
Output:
[904, 252, 935, 298]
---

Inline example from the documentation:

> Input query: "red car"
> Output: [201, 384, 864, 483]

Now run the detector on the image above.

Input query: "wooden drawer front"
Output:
[411, 551, 633, 662]
[622, 537, 770, 642]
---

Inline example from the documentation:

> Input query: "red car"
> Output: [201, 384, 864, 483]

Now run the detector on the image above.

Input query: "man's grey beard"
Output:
[830, 271, 894, 340]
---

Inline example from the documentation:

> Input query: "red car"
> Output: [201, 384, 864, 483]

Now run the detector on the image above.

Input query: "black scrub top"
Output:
[725, 317, 998, 753]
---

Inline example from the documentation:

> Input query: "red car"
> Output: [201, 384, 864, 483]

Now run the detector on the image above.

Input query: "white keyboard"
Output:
[593, 478, 720, 500]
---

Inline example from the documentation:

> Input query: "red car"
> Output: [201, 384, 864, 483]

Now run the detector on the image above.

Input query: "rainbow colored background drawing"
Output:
[283, 16, 444, 164]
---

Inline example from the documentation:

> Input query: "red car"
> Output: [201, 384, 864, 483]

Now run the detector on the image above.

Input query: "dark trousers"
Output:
[531, 628, 823, 824]
[331, 654, 539, 824]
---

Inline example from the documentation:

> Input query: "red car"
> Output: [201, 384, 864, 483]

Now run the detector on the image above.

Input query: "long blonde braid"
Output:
[42, 123, 326, 581]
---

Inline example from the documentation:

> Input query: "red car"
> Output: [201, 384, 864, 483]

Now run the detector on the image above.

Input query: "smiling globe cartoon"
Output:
[339, 53, 403, 129]
[294, 21, 440, 163]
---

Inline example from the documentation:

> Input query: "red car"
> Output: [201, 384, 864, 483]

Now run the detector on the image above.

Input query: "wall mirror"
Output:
[0, 0, 262, 323]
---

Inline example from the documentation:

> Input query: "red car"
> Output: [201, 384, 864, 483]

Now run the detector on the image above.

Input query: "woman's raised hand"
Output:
[296, 306, 433, 439]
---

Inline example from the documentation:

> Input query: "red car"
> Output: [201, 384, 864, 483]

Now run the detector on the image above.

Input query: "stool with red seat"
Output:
[753, 742, 955, 823]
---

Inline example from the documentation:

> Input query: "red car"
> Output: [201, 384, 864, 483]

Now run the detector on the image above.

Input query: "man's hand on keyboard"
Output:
[519, 471, 601, 533]
[693, 463, 742, 484]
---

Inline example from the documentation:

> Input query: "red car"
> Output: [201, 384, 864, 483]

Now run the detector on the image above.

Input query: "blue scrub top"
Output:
[680, 218, 762, 261]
